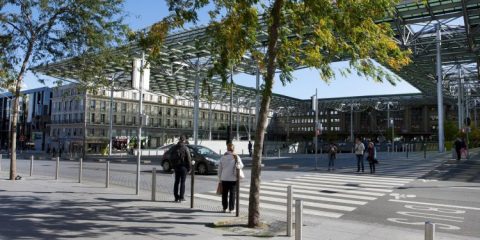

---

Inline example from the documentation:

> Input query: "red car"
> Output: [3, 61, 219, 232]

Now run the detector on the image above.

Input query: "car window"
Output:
[195, 146, 220, 158]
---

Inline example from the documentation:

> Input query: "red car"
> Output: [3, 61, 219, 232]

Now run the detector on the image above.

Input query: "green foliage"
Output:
[444, 120, 458, 141]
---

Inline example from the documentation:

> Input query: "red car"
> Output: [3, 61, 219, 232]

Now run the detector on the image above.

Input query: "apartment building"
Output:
[49, 83, 254, 153]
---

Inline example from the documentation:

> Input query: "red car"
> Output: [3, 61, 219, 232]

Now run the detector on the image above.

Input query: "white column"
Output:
[436, 24, 445, 152]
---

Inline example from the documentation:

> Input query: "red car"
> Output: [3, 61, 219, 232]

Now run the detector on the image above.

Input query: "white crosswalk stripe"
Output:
[195, 173, 412, 219]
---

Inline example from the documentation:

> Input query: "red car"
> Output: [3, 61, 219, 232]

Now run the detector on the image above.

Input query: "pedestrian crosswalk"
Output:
[196, 173, 413, 219]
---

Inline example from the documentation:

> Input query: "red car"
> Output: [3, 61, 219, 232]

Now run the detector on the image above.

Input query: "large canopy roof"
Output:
[33, 0, 480, 109]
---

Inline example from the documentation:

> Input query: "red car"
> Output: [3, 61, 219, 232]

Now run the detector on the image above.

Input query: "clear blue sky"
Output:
[25, 0, 420, 99]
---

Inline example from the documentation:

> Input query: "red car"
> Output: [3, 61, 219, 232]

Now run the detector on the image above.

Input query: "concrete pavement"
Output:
[1, 172, 478, 239]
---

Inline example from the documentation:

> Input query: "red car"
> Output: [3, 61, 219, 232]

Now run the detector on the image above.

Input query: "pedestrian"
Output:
[354, 137, 365, 172]
[218, 143, 244, 213]
[454, 137, 463, 161]
[461, 137, 467, 159]
[52, 148, 56, 157]
[170, 135, 192, 202]
[328, 143, 337, 171]
[248, 140, 253, 157]
[366, 142, 376, 174]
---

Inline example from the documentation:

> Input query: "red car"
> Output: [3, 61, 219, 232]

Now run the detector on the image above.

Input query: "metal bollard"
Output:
[295, 199, 303, 240]
[406, 144, 409, 158]
[0, 154, 2, 171]
[287, 186, 293, 237]
[425, 221, 435, 240]
[106, 161, 110, 188]
[79, 158, 83, 183]
[30, 155, 34, 176]
[278, 149, 281, 158]
[55, 157, 60, 180]
[151, 167, 156, 201]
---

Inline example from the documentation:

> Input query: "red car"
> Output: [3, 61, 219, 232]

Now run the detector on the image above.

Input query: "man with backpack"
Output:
[171, 135, 192, 202]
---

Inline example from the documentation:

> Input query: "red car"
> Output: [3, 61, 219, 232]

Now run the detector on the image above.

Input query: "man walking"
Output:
[354, 137, 365, 172]
[171, 135, 192, 202]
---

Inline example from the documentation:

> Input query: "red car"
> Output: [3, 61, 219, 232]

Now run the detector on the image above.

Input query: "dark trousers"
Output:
[356, 154, 364, 172]
[368, 160, 376, 173]
[328, 155, 335, 169]
[456, 148, 461, 161]
[174, 166, 188, 201]
[221, 181, 236, 211]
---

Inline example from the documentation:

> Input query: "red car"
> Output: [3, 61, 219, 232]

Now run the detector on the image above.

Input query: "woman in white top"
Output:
[218, 143, 244, 213]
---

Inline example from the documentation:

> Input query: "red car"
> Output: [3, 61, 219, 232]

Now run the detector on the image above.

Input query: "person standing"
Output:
[171, 135, 192, 202]
[248, 141, 253, 157]
[354, 137, 365, 172]
[454, 137, 463, 161]
[328, 143, 337, 171]
[366, 142, 376, 174]
[218, 143, 244, 213]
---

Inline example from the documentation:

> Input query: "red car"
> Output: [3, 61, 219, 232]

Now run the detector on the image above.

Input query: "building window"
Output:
[167, 108, 171, 116]
[174, 109, 177, 117]
[90, 113, 95, 123]
[100, 101, 106, 110]
[90, 100, 96, 109]
[122, 115, 126, 125]
[132, 92, 137, 100]
[100, 114, 105, 123]
[133, 116, 136, 125]
[113, 115, 117, 124]
[113, 103, 117, 112]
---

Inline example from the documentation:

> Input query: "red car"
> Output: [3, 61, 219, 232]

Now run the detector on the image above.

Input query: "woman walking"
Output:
[328, 143, 337, 171]
[218, 143, 244, 213]
[366, 142, 376, 174]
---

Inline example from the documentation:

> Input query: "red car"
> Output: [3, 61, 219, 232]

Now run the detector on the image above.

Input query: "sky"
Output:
[23, 0, 420, 100]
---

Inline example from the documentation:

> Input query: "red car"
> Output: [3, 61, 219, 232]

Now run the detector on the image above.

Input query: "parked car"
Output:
[161, 144, 220, 175]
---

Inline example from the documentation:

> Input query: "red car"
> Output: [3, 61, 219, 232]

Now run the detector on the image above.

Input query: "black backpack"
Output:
[170, 144, 186, 168]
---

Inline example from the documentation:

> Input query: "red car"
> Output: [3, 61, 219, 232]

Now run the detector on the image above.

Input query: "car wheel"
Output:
[197, 163, 207, 175]
[162, 161, 172, 173]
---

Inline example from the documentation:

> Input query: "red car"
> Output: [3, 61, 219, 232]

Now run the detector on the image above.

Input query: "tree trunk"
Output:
[248, 0, 284, 228]
[9, 80, 21, 180]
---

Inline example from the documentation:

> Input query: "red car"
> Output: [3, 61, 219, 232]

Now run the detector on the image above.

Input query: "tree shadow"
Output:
[0, 194, 202, 239]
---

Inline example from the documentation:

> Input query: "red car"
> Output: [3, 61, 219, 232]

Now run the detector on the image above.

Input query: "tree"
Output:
[144, 0, 410, 227]
[444, 120, 459, 141]
[0, 0, 128, 180]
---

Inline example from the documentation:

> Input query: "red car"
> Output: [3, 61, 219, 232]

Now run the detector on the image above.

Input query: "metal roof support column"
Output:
[193, 62, 200, 145]
[108, 76, 114, 157]
[436, 24, 445, 153]
[227, 70, 233, 144]
[458, 66, 464, 130]
[136, 51, 145, 195]
[236, 96, 240, 141]
[208, 102, 212, 141]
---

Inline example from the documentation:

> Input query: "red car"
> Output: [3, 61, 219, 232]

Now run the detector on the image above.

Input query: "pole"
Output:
[78, 157, 83, 183]
[193, 62, 200, 145]
[287, 185, 293, 237]
[29, 155, 33, 176]
[228, 68, 233, 144]
[425, 222, 435, 240]
[109, 77, 115, 157]
[136, 52, 145, 195]
[190, 160, 195, 208]
[83, 91, 88, 162]
[314, 89, 318, 170]
[424, 142, 427, 160]
[106, 161, 110, 188]
[151, 167, 156, 201]
[474, 99, 477, 128]
[295, 199, 303, 240]
[208, 102, 212, 140]
[236, 168, 240, 217]
[236, 96, 240, 141]
[457, 65, 463, 130]
[55, 156, 59, 180]
[350, 104, 354, 142]
[436, 23, 445, 152]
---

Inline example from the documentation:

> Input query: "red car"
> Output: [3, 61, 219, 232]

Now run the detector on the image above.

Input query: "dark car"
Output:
[161, 144, 220, 175]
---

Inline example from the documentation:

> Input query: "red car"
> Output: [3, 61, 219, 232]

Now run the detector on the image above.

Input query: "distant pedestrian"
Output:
[454, 137, 463, 161]
[354, 137, 365, 173]
[218, 143, 244, 213]
[366, 142, 376, 174]
[328, 143, 337, 171]
[170, 135, 192, 202]
[248, 141, 253, 157]
[52, 148, 56, 157]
